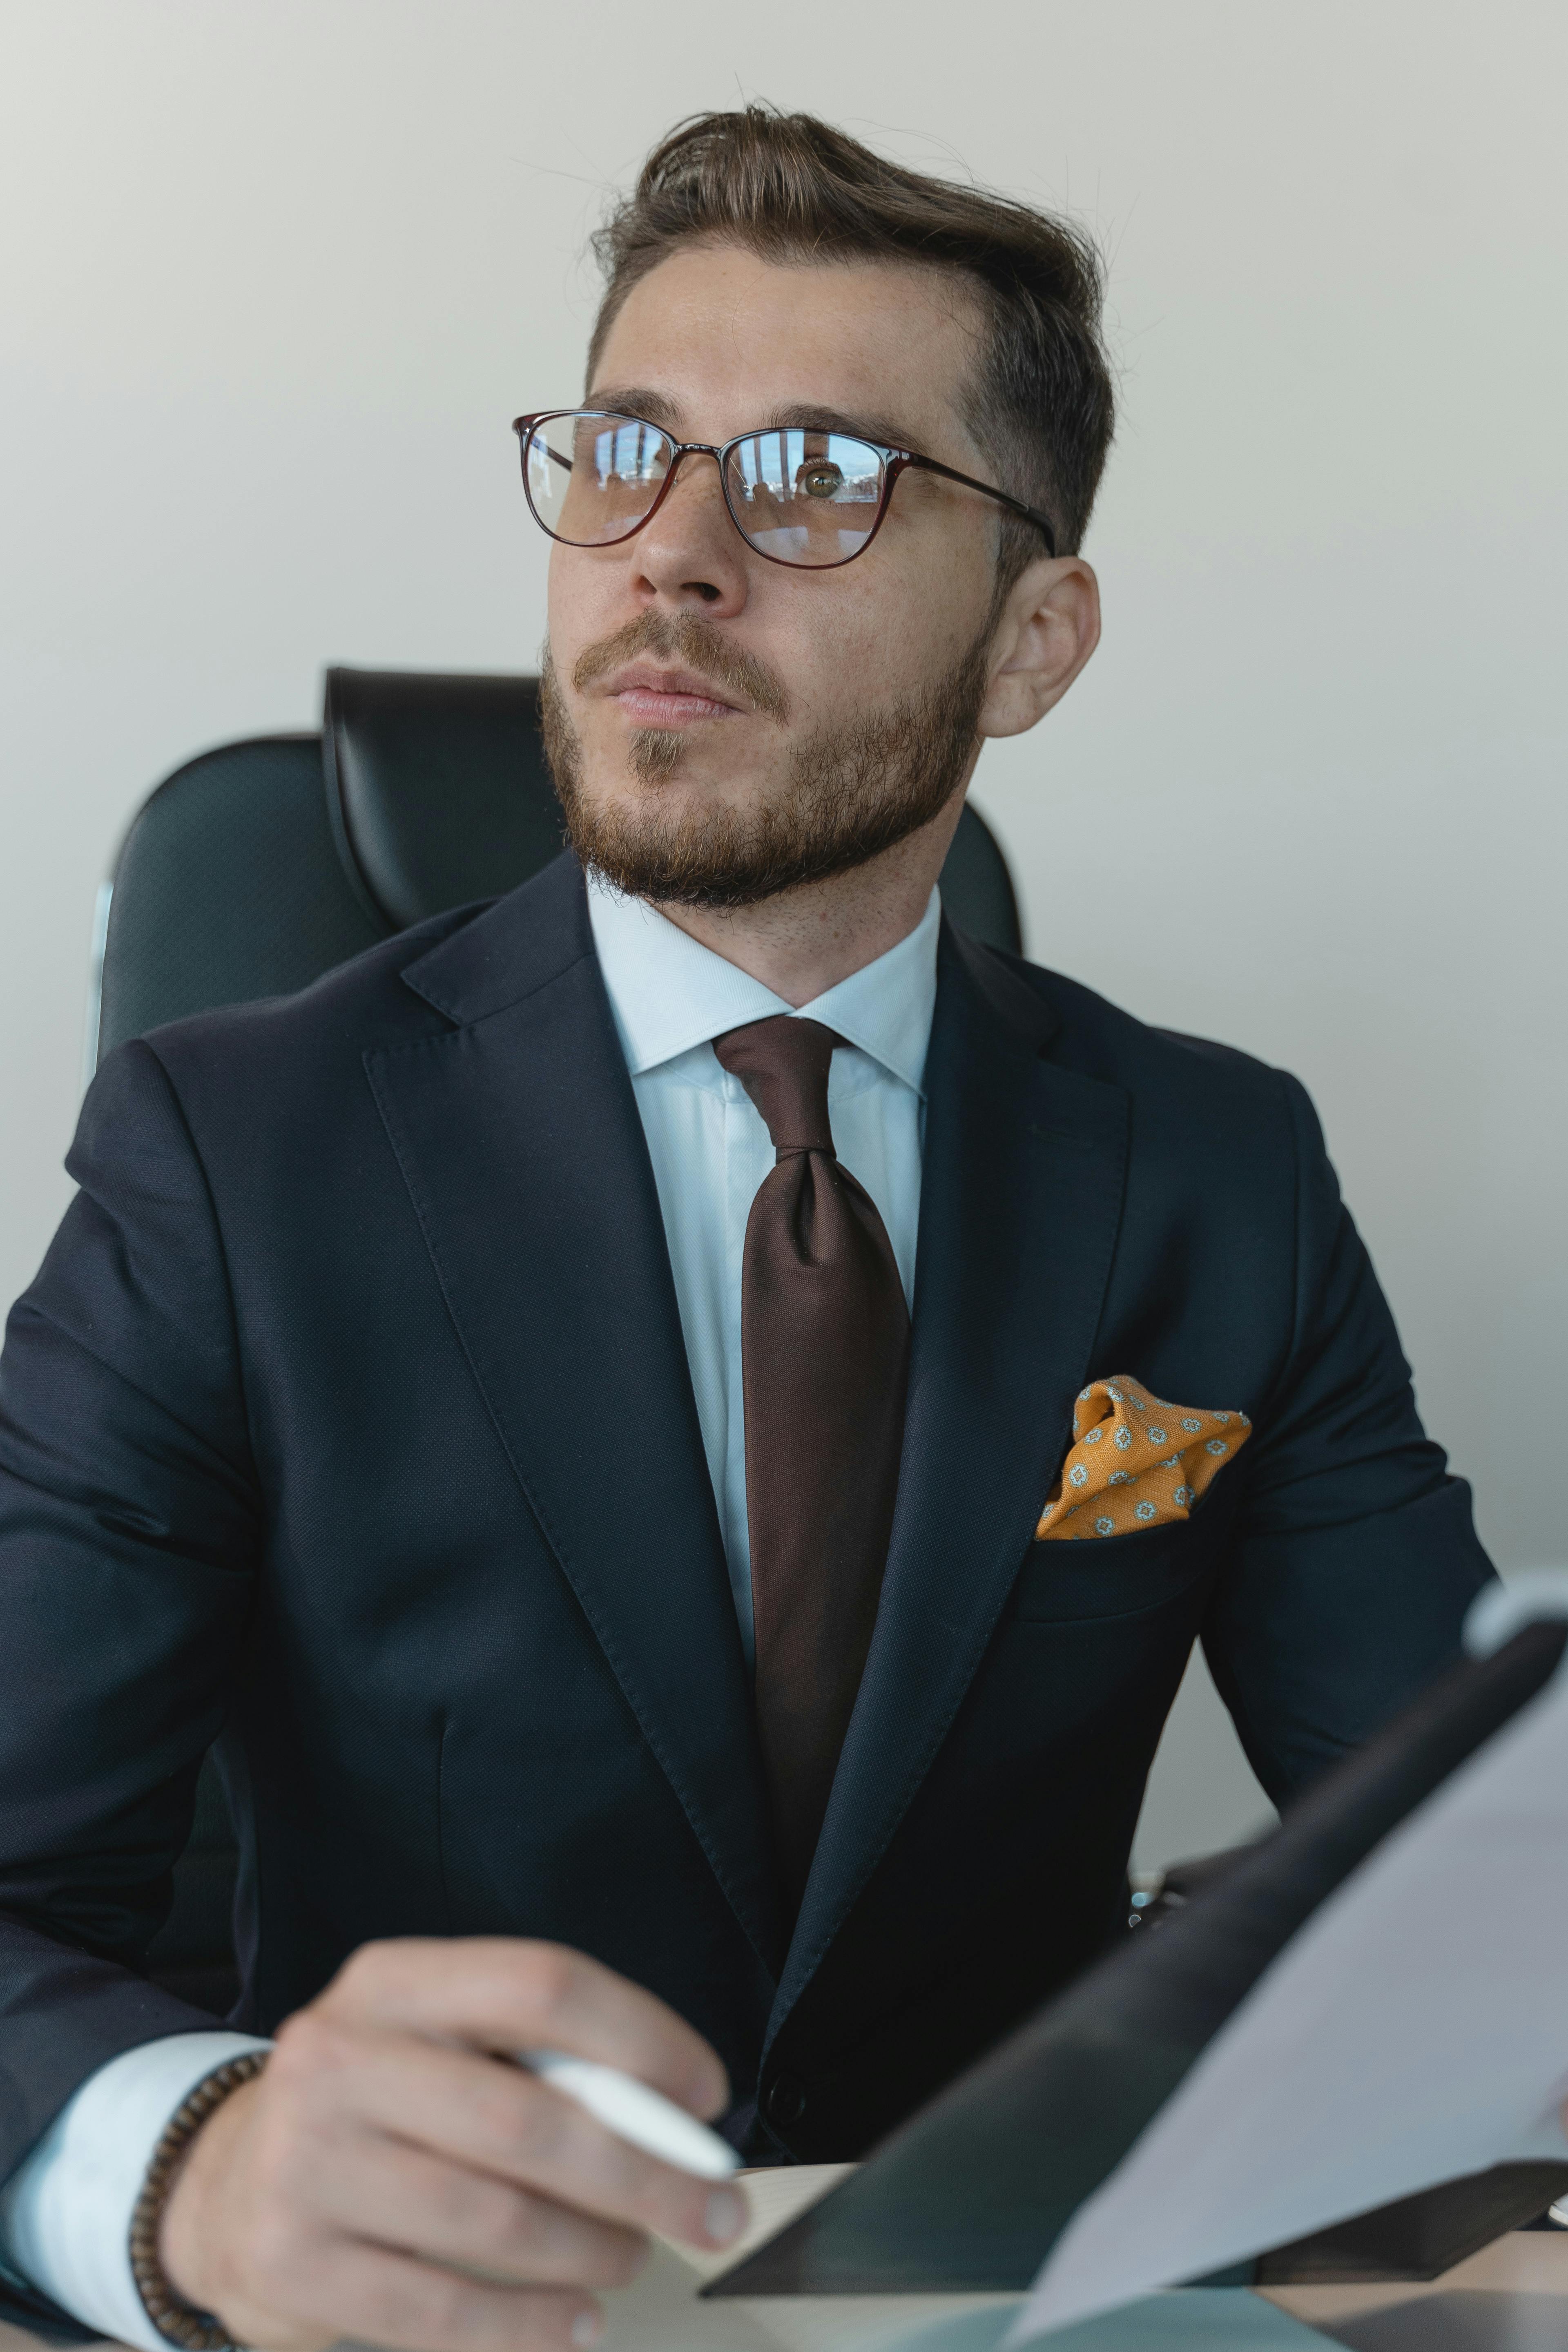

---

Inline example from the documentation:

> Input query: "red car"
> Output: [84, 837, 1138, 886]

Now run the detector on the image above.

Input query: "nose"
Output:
[629, 448, 750, 617]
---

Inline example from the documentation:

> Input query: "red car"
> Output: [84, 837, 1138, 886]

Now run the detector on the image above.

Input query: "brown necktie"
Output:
[712, 1016, 911, 1906]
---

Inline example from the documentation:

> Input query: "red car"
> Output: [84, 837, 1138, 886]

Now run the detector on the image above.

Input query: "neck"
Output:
[646, 797, 967, 1006]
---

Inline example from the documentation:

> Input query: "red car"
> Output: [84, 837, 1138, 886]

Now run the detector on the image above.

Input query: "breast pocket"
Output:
[1008, 1515, 1216, 1625]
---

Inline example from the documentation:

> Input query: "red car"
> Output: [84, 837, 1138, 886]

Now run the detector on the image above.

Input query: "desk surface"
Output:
[5, 2167, 1565, 2352]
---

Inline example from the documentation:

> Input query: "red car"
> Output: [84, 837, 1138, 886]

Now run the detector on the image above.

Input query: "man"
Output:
[0, 106, 1491, 2352]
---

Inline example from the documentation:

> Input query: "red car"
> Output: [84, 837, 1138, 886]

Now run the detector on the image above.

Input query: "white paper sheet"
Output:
[1010, 1602, 1568, 2344]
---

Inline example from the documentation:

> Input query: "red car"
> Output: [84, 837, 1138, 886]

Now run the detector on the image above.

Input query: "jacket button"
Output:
[765, 2072, 807, 2129]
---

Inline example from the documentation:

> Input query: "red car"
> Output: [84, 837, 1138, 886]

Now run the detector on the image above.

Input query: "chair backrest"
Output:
[95, 667, 1022, 1065]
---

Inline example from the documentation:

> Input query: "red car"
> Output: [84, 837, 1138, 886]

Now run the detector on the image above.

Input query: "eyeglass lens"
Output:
[522, 412, 886, 567]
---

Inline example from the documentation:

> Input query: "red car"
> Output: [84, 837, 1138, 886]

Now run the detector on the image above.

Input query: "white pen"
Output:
[520, 2049, 740, 2179]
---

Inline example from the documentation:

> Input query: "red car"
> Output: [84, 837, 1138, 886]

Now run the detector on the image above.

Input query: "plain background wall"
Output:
[2, 1, 1564, 1872]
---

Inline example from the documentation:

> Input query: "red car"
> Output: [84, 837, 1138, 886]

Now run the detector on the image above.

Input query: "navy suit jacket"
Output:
[0, 852, 1492, 2185]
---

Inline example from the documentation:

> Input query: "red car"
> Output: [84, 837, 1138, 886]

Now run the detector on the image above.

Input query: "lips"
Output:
[600, 664, 744, 726]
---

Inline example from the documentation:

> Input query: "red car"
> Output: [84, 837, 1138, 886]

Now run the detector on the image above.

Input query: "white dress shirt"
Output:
[0, 880, 941, 2345]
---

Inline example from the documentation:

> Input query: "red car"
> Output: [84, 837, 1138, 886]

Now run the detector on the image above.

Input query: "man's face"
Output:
[540, 242, 1022, 906]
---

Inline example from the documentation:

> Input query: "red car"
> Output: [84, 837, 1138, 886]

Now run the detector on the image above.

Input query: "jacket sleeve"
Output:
[0, 1039, 262, 2187]
[1201, 1069, 1495, 1805]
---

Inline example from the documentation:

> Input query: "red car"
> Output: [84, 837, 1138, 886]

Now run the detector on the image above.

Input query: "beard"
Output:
[538, 609, 992, 910]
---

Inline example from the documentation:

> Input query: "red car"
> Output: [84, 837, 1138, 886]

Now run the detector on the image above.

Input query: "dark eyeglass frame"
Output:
[511, 408, 1059, 569]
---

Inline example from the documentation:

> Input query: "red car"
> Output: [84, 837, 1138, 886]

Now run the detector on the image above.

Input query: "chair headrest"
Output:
[323, 666, 566, 931]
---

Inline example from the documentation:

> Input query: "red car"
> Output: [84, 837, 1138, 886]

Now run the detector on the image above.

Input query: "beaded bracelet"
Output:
[128, 2051, 270, 2351]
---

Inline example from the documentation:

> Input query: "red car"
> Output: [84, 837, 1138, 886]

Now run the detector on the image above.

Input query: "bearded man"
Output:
[0, 107, 1492, 2352]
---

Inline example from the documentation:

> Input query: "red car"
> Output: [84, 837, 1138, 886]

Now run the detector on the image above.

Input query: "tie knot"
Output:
[712, 1015, 840, 1157]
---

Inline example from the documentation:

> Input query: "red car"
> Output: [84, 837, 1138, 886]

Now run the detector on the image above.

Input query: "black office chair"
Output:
[91, 667, 1023, 2011]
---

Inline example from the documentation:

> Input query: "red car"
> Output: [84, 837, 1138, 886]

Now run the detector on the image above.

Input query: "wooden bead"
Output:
[127, 2051, 270, 2350]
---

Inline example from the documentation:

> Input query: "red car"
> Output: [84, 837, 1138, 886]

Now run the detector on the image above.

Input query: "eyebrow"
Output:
[584, 386, 684, 433]
[582, 386, 922, 454]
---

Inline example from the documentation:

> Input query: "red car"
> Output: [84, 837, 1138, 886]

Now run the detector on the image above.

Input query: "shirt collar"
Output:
[586, 874, 941, 1097]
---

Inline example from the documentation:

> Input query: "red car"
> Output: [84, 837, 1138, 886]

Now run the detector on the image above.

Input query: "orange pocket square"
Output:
[1035, 1375, 1251, 1541]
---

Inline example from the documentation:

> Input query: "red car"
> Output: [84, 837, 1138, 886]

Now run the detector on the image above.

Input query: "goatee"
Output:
[539, 611, 991, 910]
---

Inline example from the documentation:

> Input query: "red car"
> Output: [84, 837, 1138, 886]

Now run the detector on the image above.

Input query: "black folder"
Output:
[708, 1618, 1568, 2297]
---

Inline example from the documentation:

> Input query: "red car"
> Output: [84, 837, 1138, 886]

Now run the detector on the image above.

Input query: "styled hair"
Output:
[588, 107, 1115, 571]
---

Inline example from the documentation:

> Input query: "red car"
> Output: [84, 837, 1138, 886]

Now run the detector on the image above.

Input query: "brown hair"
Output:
[588, 107, 1115, 572]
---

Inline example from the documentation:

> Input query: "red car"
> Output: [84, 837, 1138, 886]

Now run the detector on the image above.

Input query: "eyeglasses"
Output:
[511, 409, 1058, 571]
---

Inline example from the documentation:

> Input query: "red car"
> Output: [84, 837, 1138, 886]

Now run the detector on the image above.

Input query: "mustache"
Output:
[570, 612, 790, 723]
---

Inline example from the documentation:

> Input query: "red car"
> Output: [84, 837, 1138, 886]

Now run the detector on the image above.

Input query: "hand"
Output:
[158, 1939, 746, 2352]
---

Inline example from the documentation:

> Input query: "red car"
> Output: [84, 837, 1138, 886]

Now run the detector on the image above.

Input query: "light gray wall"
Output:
[3, 1, 1565, 1869]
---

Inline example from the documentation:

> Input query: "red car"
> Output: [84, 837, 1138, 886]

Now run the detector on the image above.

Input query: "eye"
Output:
[798, 462, 844, 499]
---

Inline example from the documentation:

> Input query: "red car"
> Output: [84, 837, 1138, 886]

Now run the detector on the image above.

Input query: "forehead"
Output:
[588, 241, 988, 460]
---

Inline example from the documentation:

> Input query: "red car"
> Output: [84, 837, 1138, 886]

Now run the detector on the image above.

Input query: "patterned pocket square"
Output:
[1035, 1375, 1251, 1541]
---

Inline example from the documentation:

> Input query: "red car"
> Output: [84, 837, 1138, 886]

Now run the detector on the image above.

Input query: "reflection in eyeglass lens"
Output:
[524, 414, 887, 565]
[530, 415, 674, 543]
[727, 431, 883, 565]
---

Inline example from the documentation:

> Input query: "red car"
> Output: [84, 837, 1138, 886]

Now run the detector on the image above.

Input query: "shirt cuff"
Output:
[0, 2029, 272, 2351]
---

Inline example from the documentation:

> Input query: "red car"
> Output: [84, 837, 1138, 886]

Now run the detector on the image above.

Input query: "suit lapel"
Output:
[771, 922, 1131, 2032]
[366, 858, 781, 1974]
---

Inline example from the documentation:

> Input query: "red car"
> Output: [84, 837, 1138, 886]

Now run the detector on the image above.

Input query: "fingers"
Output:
[301, 2131, 648, 2290]
[269, 2013, 747, 2254]
[317, 1939, 729, 2119]
[191, 1940, 747, 2352]
[231, 2235, 606, 2352]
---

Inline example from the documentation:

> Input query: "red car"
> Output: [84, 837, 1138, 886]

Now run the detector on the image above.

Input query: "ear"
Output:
[978, 555, 1101, 741]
